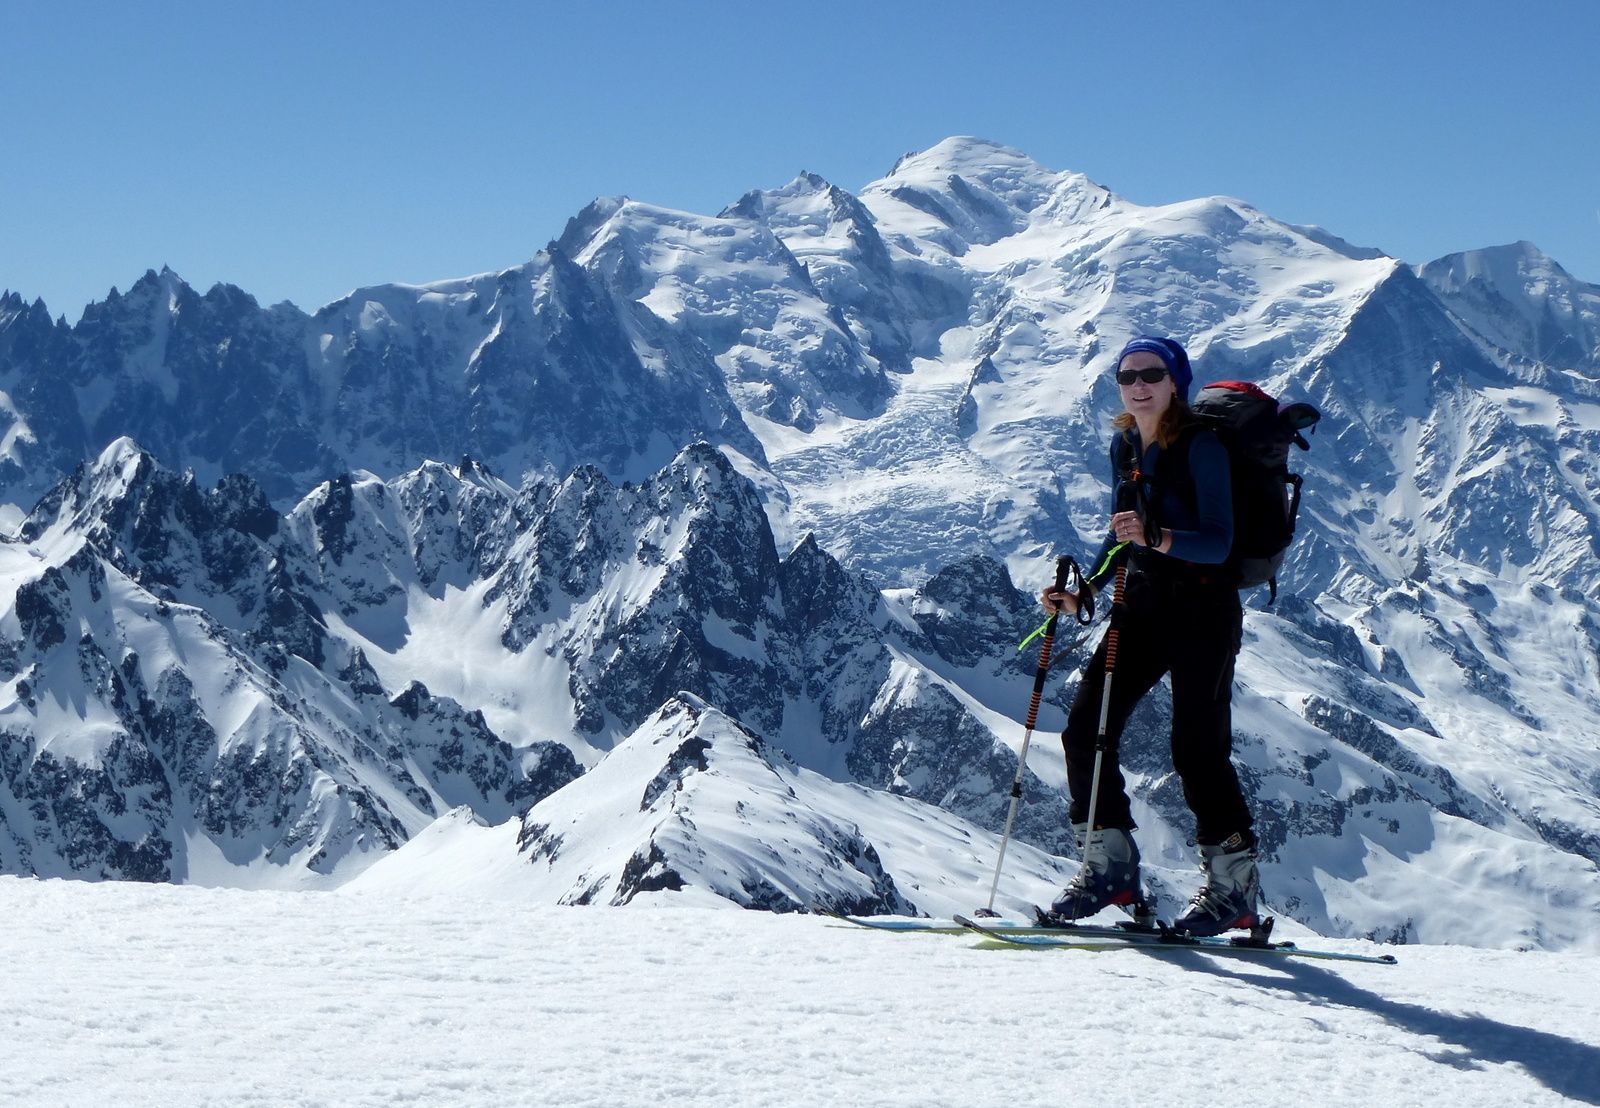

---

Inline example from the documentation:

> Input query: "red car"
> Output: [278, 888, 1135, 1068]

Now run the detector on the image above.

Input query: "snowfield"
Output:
[3, 877, 1597, 1107]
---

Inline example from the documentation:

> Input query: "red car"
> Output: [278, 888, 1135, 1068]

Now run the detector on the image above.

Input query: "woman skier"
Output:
[1039, 335, 1261, 937]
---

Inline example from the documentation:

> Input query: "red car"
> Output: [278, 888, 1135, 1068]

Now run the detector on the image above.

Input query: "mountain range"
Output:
[2, 137, 1597, 950]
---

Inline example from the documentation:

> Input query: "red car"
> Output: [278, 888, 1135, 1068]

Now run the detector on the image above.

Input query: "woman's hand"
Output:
[1040, 586, 1080, 614]
[1110, 511, 1173, 554]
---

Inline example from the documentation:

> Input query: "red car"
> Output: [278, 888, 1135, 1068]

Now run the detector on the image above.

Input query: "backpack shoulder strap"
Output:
[1148, 423, 1205, 512]
[1111, 429, 1136, 476]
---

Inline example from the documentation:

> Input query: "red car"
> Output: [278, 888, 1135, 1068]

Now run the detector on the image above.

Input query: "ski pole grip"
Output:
[1051, 556, 1072, 594]
[1043, 555, 1083, 626]
[1114, 477, 1138, 514]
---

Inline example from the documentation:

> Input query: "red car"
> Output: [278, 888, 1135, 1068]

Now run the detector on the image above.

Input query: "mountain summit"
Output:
[1, 138, 1597, 949]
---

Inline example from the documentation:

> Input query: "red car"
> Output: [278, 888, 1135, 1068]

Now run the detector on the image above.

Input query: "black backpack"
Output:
[1192, 381, 1320, 601]
[1118, 382, 1320, 601]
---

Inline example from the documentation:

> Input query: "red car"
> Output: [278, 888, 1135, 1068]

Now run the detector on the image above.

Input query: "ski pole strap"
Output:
[1127, 471, 1163, 548]
[1090, 541, 1130, 586]
[1074, 581, 1095, 625]
[1018, 617, 1052, 653]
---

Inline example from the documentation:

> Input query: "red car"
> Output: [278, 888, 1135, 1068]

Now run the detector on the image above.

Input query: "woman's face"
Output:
[1117, 350, 1177, 421]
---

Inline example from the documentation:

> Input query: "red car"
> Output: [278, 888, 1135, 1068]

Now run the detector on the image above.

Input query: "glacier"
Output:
[1, 136, 1597, 951]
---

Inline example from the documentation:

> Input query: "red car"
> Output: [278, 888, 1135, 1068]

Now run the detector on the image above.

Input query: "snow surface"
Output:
[2, 876, 1596, 1107]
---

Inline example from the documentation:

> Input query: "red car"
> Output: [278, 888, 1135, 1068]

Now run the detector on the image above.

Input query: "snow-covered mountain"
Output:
[0, 438, 1070, 889]
[2, 137, 1598, 950]
[0, 254, 765, 520]
[0, 440, 583, 883]
[1420, 240, 1600, 374]
[355, 693, 1072, 917]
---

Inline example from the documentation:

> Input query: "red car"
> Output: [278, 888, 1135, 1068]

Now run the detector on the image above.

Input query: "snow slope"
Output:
[2, 876, 1596, 1108]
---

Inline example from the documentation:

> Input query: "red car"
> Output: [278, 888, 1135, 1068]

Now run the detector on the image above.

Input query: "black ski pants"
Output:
[1060, 572, 1252, 847]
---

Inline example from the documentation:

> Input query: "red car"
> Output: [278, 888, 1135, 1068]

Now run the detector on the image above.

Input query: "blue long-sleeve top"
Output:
[1085, 427, 1234, 593]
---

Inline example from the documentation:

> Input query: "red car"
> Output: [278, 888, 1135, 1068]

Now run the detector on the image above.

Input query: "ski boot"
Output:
[1173, 834, 1263, 937]
[1045, 823, 1145, 921]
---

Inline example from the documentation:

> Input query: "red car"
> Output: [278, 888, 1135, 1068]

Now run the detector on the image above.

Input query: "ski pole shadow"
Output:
[1181, 951, 1600, 1104]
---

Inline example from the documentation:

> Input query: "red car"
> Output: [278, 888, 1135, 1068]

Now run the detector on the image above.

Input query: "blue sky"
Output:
[3, 1, 1596, 322]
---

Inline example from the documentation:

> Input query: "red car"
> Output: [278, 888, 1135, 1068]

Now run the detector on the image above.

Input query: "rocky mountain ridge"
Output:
[2, 137, 1597, 948]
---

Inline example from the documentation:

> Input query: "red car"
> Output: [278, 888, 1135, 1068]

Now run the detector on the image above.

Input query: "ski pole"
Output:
[976, 555, 1082, 918]
[1079, 480, 1138, 865]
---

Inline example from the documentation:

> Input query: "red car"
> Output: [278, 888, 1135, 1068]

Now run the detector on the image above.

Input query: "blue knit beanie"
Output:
[1117, 336, 1192, 401]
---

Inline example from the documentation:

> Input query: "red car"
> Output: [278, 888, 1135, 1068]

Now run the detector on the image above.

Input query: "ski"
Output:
[953, 914, 1399, 966]
[828, 912, 1163, 942]
[831, 911, 1399, 966]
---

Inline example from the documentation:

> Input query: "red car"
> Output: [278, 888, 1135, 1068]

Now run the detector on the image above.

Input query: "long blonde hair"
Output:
[1111, 396, 1196, 449]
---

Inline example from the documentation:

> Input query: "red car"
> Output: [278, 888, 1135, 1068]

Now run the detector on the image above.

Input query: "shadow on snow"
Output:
[1183, 952, 1599, 1104]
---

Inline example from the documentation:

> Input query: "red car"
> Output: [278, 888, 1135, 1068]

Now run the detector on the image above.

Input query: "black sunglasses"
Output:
[1115, 366, 1170, 385]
